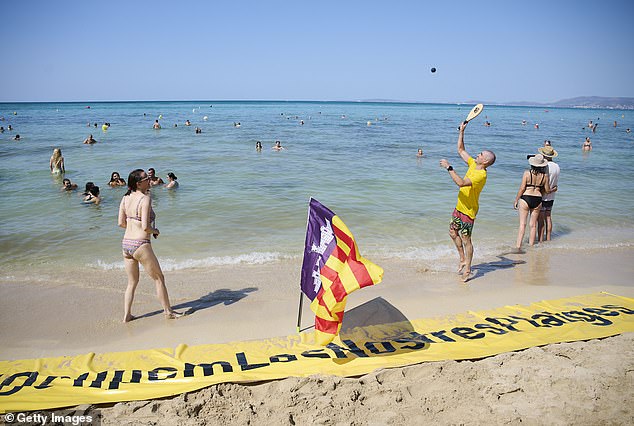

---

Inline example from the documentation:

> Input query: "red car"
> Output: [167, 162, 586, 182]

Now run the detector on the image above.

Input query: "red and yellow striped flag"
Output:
[300, 199, 383, 345]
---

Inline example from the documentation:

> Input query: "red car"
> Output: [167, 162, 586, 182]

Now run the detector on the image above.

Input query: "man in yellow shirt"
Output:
[440, 121, 496, 282]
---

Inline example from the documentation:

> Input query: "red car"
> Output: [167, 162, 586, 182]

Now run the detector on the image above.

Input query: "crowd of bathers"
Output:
[50, 140, 178, 207]
[59, 163, 178, 206]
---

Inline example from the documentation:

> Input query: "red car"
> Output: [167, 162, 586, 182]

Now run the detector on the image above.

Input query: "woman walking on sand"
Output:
[118, 169, 183, 322]
[514, 154, 551, 250]
[49, 148, 65, 174]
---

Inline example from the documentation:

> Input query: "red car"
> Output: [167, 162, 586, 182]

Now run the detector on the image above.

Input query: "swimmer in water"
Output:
[50, 148, 65, 174]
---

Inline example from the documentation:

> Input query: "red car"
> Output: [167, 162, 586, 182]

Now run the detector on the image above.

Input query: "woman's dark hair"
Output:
[110, 171, 121, 182]
[89, 186, 100, 196]
[167, 172, 177, 180]
[82, 181, 94, 195]
[125, 169, 146, 196]
[531, 165, 547, 174]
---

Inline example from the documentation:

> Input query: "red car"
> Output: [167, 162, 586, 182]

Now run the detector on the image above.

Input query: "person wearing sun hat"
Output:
[514, 153, 551, 250]
[537, 145, 560, 242]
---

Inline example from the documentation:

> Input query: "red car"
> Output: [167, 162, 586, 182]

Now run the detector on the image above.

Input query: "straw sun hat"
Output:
[528, 153, 549, 167]
[538, 146, 558, 158]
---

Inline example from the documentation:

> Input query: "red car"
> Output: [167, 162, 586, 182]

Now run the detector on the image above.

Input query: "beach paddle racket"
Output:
[458, 104, 484, 129]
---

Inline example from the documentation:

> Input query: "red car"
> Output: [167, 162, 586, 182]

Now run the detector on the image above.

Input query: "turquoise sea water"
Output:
[1, 101, 633, 273]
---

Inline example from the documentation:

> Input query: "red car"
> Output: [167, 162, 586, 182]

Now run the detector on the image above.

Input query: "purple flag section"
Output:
[300, 198, 337, 301]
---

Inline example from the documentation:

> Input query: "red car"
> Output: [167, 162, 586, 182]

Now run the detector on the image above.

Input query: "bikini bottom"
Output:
[122, 238, 151, 257]
[520, 195, 542, 210]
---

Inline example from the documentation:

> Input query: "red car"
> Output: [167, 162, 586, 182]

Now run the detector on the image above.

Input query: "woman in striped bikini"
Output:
[118, 169, 183, 322]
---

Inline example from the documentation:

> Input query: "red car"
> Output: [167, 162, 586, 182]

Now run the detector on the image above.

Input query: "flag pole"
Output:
[296, 292, 304, 333]
[297, 197, 313, 334]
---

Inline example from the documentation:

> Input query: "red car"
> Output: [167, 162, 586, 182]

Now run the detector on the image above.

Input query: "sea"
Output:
[0, 101, 633, 275]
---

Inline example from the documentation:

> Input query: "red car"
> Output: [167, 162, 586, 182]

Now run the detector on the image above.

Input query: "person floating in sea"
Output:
[83, 134, 97, 144]
[255, 141, 263, 151]
[439, 121, 496, 282]
[272, 140, 285, 151]
[165, 172, 179, 189]
[61, 178, 78, 191]
[83, 185, 101, 205]
[82, 182, 94, 197]
[118, 169, 183, 322]
[582, 137, 592, 151]
[108, 172, 127, 187]
[147, 167, 164, 186]
[416, 148, 424, 158]
[153, 120, 161, 130]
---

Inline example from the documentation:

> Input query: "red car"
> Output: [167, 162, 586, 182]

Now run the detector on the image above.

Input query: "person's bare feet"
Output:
[457, 262, 467, 274]
[123, 314, 136, 323]
[165, 311, 185, 319]
[461, 270, 476, 283]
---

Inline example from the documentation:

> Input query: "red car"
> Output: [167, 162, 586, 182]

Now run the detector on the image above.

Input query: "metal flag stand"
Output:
[296, 292, 304, 333]
[296, 197, 312, 333]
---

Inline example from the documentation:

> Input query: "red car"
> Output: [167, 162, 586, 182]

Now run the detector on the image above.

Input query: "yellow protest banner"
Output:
[1, 292, 633, 413]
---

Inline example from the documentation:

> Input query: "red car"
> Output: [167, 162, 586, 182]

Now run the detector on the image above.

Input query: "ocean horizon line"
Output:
[0, 98, 629, 110]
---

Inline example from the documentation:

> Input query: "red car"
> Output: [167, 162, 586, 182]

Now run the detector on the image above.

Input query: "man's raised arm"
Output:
[457, 121, 470, 164]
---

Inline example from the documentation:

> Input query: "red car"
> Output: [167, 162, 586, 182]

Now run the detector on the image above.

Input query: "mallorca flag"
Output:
[300, 198, 384, 345]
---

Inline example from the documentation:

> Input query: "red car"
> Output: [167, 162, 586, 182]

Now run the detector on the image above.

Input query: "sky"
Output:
[2, 0, 633, 103]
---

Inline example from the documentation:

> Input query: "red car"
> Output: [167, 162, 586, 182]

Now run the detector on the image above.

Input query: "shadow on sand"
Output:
[470, 255, 526, 281]
[300, 297, 417, 341]
[136, 287, 258, 320]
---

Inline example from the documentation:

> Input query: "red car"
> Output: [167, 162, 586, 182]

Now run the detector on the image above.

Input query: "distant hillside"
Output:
[472, 96, 634, 110]
[551, 96, 634, 109]
[364, 96, 634, 109]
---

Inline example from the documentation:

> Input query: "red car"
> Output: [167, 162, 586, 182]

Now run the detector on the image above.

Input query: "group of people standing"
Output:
[440, 122, 560, 282]
[513, 144, 560, 250]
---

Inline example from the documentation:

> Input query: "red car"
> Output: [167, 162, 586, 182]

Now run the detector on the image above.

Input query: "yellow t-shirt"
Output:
[455, 157, 487, 220]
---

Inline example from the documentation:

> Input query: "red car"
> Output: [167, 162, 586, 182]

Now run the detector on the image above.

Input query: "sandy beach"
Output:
[1, 247, 633, 360]
[1, 247, 633, 423]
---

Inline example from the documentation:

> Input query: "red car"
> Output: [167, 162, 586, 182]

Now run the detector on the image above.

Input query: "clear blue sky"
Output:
[2, 0, 633, 103]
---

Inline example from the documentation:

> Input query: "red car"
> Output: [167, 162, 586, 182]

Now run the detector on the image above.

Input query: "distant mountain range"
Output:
[469, 96, 634, 110]
[361, 96, 634, 110]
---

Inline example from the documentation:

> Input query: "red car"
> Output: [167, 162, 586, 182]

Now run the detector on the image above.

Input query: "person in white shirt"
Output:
[537, 145, 560, 242]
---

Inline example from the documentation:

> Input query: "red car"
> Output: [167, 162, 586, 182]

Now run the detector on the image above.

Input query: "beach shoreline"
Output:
[1, 246, 632, 361]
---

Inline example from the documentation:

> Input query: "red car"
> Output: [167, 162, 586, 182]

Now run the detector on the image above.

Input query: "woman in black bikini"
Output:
[514, 154, 551, 250]
[117, 169, 183, 322]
